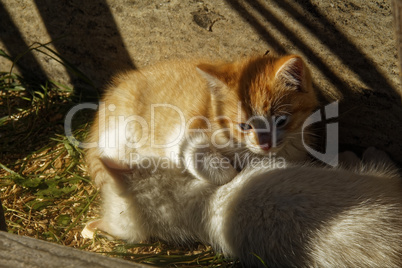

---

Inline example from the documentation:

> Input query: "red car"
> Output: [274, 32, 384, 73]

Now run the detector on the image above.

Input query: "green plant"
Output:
[0, 44, 239, 267]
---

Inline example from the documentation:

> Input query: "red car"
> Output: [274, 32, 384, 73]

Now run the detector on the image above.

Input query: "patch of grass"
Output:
[0, 48, 98, 246]
[0, 46, 238, 267]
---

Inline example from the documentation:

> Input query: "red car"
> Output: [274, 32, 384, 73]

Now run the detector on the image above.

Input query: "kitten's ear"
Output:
[196, 63, 235, 95]
[274, 56, 310, 92]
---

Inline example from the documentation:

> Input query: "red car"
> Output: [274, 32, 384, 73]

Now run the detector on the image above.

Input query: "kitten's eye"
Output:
[238, 123, 253, 132]
[275, 115, 289, 128]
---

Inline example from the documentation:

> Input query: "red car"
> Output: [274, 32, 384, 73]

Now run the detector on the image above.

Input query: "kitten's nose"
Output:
[260, 144, 271, 151]
[257, 132, 271, 151]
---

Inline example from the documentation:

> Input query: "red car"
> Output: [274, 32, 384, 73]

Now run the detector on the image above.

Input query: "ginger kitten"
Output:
[86, 54, 318, 186]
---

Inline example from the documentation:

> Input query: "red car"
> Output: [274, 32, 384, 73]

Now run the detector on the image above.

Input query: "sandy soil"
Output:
[0, 0, 401, 163]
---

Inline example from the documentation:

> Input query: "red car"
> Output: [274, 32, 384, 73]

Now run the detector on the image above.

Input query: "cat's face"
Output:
[197, 55, 318, 156]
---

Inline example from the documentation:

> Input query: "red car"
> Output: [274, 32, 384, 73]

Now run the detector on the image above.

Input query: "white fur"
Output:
[181, 134, 238, 185]
[163, 124, 185, 164]
[84, 149, 402, 267]
[98, 126, 121, 160]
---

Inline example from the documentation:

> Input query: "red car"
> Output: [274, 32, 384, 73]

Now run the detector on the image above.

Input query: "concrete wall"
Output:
[1, 0, 401, 164]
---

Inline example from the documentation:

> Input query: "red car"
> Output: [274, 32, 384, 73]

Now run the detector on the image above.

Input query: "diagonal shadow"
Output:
[226, 0, 401, 99]
[271, 0, 400, 100]
[1, 1, 137, 169]
[33, 0, 136, 96]
[224, 0, 352, 106]
[225, 0, 402, 165]
[226, 0, 372, 95]
[223, 0, 286, 55]
[0, 3, 48, 85]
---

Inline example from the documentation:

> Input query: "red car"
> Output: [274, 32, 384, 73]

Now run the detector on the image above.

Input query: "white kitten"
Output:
[83, 146, 402, 267]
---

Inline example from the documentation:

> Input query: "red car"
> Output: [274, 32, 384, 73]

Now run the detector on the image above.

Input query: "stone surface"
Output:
[0, 231, 148, 268]
[0, 0, 401, 164]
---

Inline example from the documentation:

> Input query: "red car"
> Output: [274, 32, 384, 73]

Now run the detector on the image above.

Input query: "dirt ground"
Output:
[1, 0, 401, 165]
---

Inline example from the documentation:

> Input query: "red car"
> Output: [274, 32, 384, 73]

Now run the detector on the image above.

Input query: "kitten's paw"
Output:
[339, 151, 360, 169]
[82, 219, 115, 240]
[181, 133, 238, 185]
[362, 147, 392, 164]
[197, 153, 238, 185]
[208, 161, 238, 185]
[82, 219, 101, 239]
[183, 150, 238, 185]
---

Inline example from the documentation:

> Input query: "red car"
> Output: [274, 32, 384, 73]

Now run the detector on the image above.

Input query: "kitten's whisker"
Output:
[278, 110, 292, 116]
[275, 102, 291, 109]
[290, 130, 318, 137]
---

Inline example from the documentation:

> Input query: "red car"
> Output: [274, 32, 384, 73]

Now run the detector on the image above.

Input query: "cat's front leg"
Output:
[181, 134, 238, 185]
